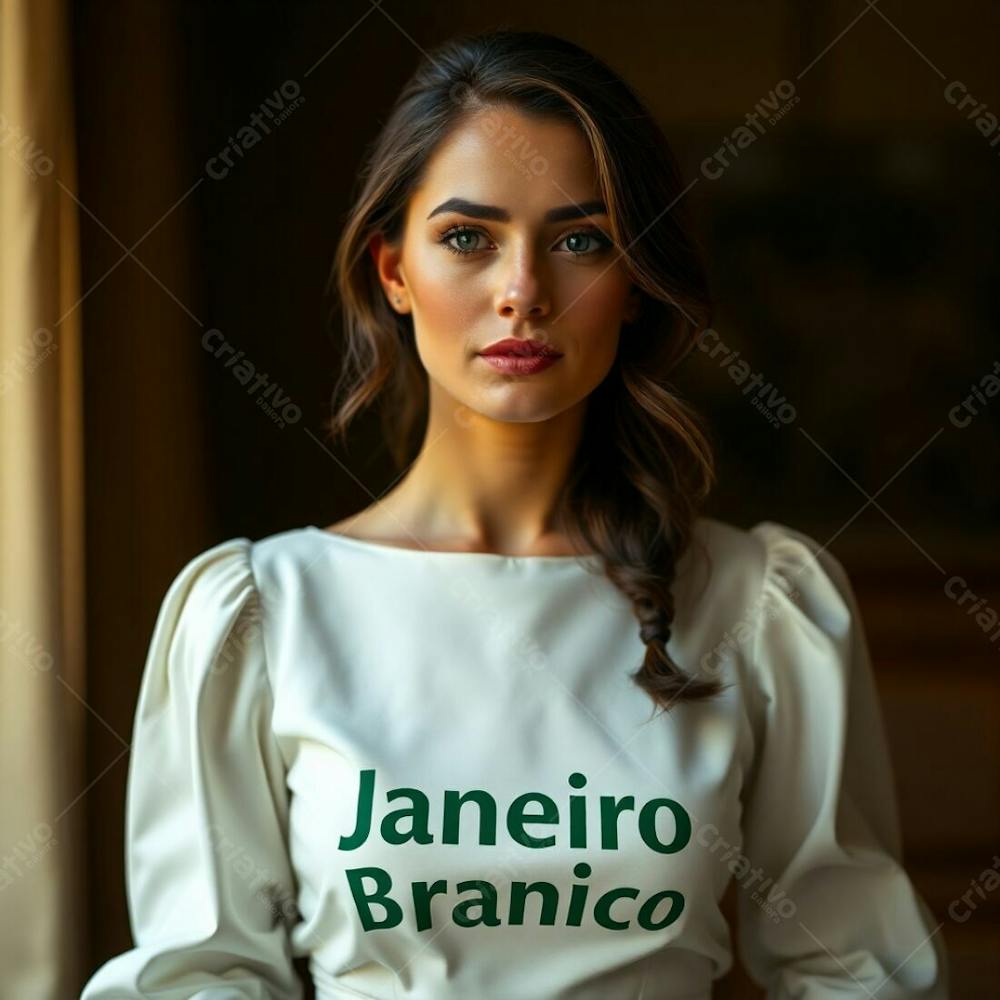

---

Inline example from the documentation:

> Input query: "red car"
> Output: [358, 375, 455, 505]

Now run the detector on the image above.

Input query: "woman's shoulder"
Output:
[683, 515, 851, 621]
[686, 515, 859, 669]
[157, 535, 257, 626]
[140, 527, 333, 706]
[151, 528, 311, 653]
[166, 525, 322, 595]
[692, 514, 844, 578]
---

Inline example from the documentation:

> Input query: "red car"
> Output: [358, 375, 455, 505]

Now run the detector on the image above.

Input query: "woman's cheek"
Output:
[412, 270, 489, 357]
[561, 283, 628, 350]
[429, 275, 484, 326]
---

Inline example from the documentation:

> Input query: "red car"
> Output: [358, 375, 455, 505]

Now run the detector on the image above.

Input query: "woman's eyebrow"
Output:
[426, 197, 607, 223]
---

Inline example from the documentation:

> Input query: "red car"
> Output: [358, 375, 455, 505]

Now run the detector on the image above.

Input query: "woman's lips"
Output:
[476, 337, 563, 375]
[477, 353, 562, 375]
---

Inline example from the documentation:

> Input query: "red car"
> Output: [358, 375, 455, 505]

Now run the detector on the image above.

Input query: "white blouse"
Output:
[80, 517, 949, 999]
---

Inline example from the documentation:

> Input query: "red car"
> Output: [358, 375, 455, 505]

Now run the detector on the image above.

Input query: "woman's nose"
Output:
[494, 247, 551, 319]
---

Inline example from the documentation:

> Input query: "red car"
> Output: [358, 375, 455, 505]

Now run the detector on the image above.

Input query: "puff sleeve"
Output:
[736, 522, 949, 999]
[80, 538, 304, 999]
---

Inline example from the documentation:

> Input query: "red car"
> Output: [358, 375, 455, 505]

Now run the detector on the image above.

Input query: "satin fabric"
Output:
[80, 518, 948, 999]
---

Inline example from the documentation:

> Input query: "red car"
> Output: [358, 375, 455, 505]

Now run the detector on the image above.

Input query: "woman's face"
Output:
[372, 106, 640, 424]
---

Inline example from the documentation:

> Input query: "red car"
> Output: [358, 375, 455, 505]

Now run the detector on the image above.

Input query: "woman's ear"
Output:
[369, 233, 409, 313]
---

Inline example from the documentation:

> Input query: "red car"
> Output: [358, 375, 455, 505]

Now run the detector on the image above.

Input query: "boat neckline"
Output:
[304, 525, 604, 566]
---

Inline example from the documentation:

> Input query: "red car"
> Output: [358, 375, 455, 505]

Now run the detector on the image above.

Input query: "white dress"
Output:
[79, 517, 949, 999]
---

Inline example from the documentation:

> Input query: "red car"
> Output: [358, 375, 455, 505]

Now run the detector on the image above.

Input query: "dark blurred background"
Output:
[70, 1, 999, 996]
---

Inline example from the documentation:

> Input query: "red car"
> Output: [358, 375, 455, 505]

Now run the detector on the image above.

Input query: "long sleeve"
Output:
[736, 522, 949, 999]
[81, 538, 304, 1000]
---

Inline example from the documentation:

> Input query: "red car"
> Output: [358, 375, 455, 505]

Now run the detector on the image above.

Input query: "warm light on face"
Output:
[389, 106, 638, 424]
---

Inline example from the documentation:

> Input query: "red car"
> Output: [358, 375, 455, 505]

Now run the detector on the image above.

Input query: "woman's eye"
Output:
[557, 230, 613, 255]
[439, 227, 490, 255]
[438, 226, 613, 258]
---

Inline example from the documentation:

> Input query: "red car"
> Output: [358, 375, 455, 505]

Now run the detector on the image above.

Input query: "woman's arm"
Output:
[736, 522, 949, 999]
[81, 538, 304, 999]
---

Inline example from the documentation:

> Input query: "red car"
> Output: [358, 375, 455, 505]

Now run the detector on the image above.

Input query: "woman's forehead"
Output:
[411, 112, 601, 222]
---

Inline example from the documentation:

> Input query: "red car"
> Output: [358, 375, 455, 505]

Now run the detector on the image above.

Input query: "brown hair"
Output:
[324, 28, 731, 714]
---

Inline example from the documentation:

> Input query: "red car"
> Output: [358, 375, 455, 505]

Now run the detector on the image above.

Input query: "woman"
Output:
[82, 29, 948, 1000]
